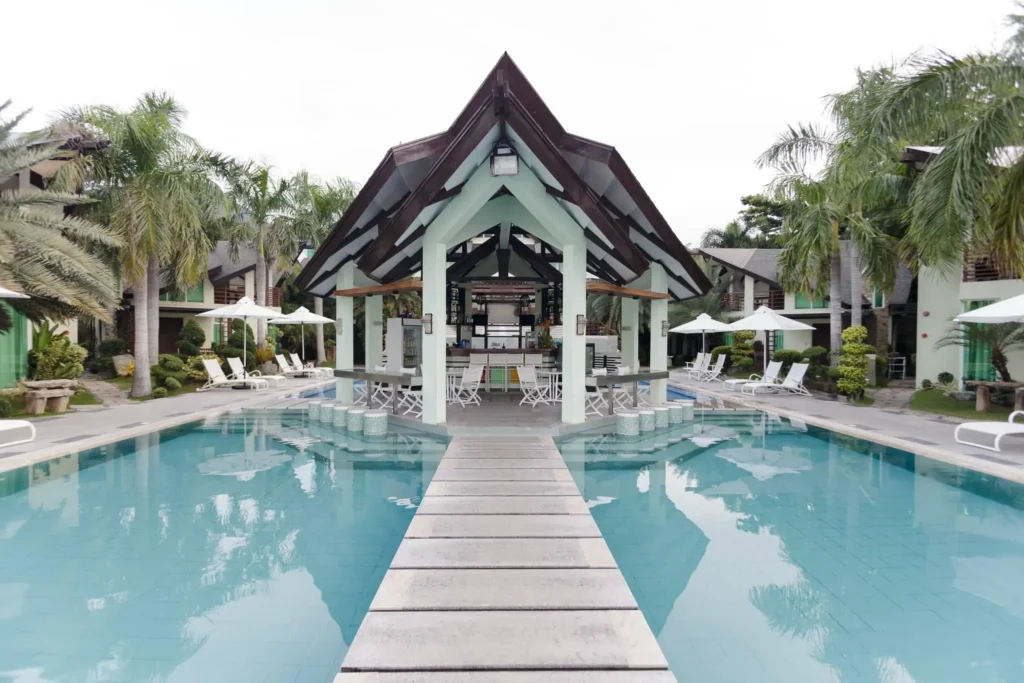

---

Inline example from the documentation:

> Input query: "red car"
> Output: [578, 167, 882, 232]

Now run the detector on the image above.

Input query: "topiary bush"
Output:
[836, 326, 870, 400]
[802, 346, 828, 364]
[158, 354, 185, 372]
[179, 319, 205, 349]
[150, 354, 187, 387]
[733, 356, 755, 373]
[98, 338, 127, 357]
[728, 331, 755, 375]
[709, 345, 731, 362]
[164, 376, 181, 391]
[937, 371, 954, 385]
[152, 387, 168, 398]
[772, 348, 804, 373]
[921, 378, 933, 389]
[0, 397, 11, 418]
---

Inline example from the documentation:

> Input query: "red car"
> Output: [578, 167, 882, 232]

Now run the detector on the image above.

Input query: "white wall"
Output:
[916, 266, 1024, 387]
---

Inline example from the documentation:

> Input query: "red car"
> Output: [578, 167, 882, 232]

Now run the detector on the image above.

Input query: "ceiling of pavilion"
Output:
[296, 53, 711, 302]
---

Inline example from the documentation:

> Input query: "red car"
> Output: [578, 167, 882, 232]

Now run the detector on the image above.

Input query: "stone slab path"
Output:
[335, 435, 675, 682]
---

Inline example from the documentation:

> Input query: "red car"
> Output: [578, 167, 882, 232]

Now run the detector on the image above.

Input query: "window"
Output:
[722, 332, 733, 347]
[873, 287, 885, 309]
[962, 300, 996, 382]
[160, 282, 204, 303]
[795, 293, 827, 309]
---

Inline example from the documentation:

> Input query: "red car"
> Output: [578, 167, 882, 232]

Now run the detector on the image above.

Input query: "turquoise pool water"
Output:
[558, 412, 1024, 683]
[0, 413, 447, 683]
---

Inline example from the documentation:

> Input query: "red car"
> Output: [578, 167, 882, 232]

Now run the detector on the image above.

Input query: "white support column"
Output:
[422, 235, 448, 425]
[620, 298, 640, 372]
[648, 264, 669, 405]
[335, 263, 355, 403]
[561, 232, 587, 424]
[365, 295, 383, 370]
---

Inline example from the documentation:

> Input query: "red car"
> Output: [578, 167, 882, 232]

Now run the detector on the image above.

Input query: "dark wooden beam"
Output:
[307, 240, 375, 293]
[335, 280, 423, 297]
[381, 253, 423, 284]
[509, 237, 562, 283]
[360, 96, 498, 273]
[447, 236, 498, 282]
[586, 281, 670, 300]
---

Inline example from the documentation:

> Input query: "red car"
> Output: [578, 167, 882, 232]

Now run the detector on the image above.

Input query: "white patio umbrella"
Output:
[955, 293, 1024, 323]
[269, 306, 332, 362]
[0, 286, 29, 299]
[669, 313, 731, 353]
[726, 305, 814, 372]
[197, 296, 280, 366]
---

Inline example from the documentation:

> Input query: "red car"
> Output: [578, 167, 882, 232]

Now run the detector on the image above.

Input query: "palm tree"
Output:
[668, 258, 729, 326]
[0, 101, 121, 333]
[223, 162, 290, 346]
[935, 322, 1024, 382]
[870, 24, 1024, 275]
[700, 220, 756, 248]
[758, 68, 907, 360]
[57, 93, 221, 396]
[290, 172, 357, 361]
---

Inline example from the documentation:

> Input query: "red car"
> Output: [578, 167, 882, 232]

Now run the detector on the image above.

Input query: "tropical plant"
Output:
[290, 172, 357, 362]
[152, 387, 168, 398]
[120, 359, 134, 377]
[935, 322, 1024, 382]
[31, 335, 87, 380]
[254, 344, 276, 364]
[185, 354, 218, 381]
[178, 319, 205, 357]
[0, 397, 11, 418]
[729, 330, 755, 374]
[700, 220, 757, 248]
[837, 325, 871, 399]
[0, 101, 121, 333]
[937, 371, 955, 384]
[57, 93, 224, 397]
[869, 14, 1024, 275]
[758, 67, 909, 361]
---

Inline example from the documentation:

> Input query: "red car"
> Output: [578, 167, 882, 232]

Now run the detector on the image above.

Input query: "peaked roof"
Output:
[700, 244, 913, 307]
[296, 53, 710, 301]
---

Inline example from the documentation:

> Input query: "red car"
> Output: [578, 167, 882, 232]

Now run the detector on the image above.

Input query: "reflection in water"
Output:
[0, 413, 446, 683]
[562, 411, 1024, 683]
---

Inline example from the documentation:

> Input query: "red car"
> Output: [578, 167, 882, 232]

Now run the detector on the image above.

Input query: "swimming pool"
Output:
[304, 382, 697, 402]
[0, 413, 447, 683]
[557, 411, 1024, 683]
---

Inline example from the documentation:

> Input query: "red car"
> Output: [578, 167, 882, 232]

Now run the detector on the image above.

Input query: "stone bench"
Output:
[23, 380, 79, 415]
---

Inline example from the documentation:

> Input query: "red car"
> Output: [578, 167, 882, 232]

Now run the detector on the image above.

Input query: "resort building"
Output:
[296, 53, 710, 424]
[700, 244, 916, 366]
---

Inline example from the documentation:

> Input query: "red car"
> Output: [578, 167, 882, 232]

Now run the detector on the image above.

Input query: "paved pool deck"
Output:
[334, 435, 676, 682]
[0, 376, 333, 474]
[669, 376, 1024, 485]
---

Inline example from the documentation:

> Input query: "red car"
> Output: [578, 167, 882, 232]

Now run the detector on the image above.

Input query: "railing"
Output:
[963, 257, 1018, 282]
[267, 287, 282, 307]
[213, 285, 246, 305]
[721, 292, 744, 311]
[753, 289, 784, 310]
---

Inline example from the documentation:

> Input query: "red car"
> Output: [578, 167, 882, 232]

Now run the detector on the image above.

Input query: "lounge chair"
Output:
[0, 420, 35, 448]
[227, 357, 285, 387]
[289, 353, 331, 379]
[199, 359, 268, 391]
[743, 362, 810, 396]
[518, 365, 551, 406]
[699, 355, 727, 382]
[275, 354, 313, 378]
[722, 361, 782, 392]
[682, 353, 709, 380]
[954, 411, 1024, 452]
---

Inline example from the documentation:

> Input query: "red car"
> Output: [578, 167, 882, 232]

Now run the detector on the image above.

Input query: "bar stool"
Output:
[364, 410, 388, 437]
[333, 405, 350, 429]
[307, 401, 322, 421]
[320, 403, 336, 424]
[347, 408, 366, 432]
[638, 409, 656, 432]
[653, 406, 670, 429]
[616, 412, 640, 437]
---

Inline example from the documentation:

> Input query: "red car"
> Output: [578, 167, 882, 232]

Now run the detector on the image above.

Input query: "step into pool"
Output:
[0, 413, 448, 683]
[557, 412, 1024, 683]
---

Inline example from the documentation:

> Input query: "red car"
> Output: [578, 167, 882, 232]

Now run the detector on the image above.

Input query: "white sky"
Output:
[6, 0, 1015, 245]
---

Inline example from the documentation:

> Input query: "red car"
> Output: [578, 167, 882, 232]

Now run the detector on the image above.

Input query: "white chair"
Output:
[683, 354, 710, 380]
[585, 370, 609, 417]
[518, 365, 551, 406]
[743, 362, 811, 396]
[613, 366, 634, 412]
[290, 353, 332, 379]
[0, 420, 35, 448]
[199, 359, 267, 391]
[227, 357, 285, 387]
[453, 365, 484, 406]
[400, 377, 424, 418]
[276, 354, 313, 378]
[369, 365, 393, 407]
[954, 411, 1024, 452]
[699, 355, 727, 382]
[722, 361, 782, 392]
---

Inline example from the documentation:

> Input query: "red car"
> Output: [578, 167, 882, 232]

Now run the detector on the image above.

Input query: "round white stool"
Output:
[347, 408, 366, 432]
[653, 406, 670, 429]
[307, 401, 322, 421]
[616, 412, 639, 437]
[677, 400, 695, 422]
[320, 403, 335, 424]
[333, 405, 350, 429]
[364, 410, 388, 437]
[638, 409, 656, 432]
[668, 403, 684, 425]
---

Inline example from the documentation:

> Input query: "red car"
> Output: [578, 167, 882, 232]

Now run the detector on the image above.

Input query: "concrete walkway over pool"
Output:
[670, 376, 1024, 485]
[335, 435, 675, 682]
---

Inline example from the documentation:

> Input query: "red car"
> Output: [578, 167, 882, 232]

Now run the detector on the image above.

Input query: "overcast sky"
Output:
[6, 0, 1015, 245]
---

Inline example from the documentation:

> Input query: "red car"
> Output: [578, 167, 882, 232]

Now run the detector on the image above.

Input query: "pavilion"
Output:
[296, 53, 709, 425]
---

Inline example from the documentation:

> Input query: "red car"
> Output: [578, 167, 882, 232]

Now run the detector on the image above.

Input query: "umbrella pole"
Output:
[243, 316, 248, 372]
[301, 322, 305, 363]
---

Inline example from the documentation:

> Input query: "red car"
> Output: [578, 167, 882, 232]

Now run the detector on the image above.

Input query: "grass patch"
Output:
[909, 389, 1012, 419]
[70, 387, 102, 406]
[106, 375, 201, 400]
